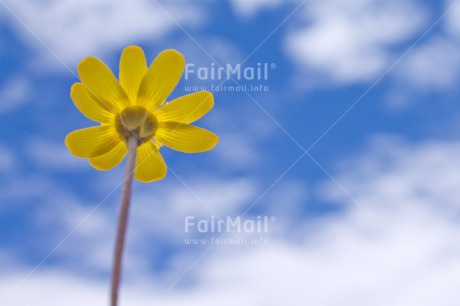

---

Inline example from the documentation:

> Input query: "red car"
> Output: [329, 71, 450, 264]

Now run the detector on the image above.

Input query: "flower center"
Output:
[115, 105, 157, 144]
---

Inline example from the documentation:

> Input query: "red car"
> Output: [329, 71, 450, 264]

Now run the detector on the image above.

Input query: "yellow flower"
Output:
[65, 46, 218, 182]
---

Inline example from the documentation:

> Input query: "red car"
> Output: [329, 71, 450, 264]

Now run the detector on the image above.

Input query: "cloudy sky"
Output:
[1, 0, 460, 305]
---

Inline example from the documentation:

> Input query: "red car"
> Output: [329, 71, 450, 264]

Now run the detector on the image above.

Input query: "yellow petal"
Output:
[78, 56, 129, 111]
[65, 125, 121, 158]
[71, 83, 114, 124]
[137, 49, 185, 110]
[135, 140, 167, 182]
[89, 141, 127, 170]
[155, 91, 214, 124]
[119, 46, 148, 104]
[155, 122, 218, 153]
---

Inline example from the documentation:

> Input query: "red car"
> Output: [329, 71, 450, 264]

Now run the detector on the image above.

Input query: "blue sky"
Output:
[1, 0, 460, 305]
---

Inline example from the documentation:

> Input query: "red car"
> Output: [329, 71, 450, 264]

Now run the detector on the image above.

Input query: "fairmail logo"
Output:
[184, 63, 276, 81]
[184, 215, 276, 234]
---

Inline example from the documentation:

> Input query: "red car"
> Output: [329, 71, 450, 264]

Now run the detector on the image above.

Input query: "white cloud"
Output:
[322, 135, 460, 214]
[285, 0, 427, 85]
[4, 136, 460, 305]
[445, 0, 460, 38]
[0, 145, 15, 172]
[178, 36, 244, 68]
[228, 0, 284, 17]
[0, 174, 58, 208]
[208, 107, 277, 170]
[395, 37, 460, 88]
[131, 178, 259, 241]
[1, 0, 208, 65]
[27, 138, 88, 170]
[214, 133, 259, 168]
[0, 77, 31, 113]
[16, 176, 259, 276]
[389, 1, 460, 98]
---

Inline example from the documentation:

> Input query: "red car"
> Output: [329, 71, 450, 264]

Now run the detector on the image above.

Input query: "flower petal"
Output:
[71, 83, 115, 124]
[137, 49, 185, 110]
[89, 141, 127, 170]
[135, 140, 167, 182]
[78, 56, 129, 111]
[119, 46, 148, 104]
[155, 91, 214, 124]
[155, 122, 218, 153]
[65, 125, 121, 158]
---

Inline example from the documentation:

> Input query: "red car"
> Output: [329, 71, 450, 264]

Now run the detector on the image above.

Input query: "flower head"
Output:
[65, 46, 218, 182]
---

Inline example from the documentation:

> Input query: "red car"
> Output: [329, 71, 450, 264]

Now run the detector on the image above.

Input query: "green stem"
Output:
[111, 135, 138, 306]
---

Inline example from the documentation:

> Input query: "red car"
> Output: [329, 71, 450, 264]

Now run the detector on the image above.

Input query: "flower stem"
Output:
[111, 135, 138, 306]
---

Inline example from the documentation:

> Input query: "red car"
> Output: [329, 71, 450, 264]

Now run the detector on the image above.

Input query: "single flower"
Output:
[65, 46, 218, 182]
